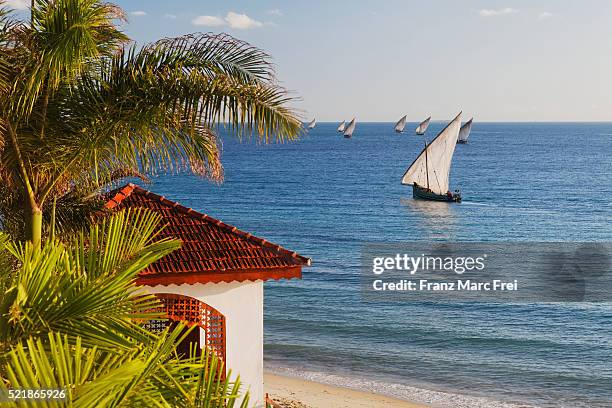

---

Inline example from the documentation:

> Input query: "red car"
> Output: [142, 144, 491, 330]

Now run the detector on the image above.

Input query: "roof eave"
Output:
[136, 265, 303, 287]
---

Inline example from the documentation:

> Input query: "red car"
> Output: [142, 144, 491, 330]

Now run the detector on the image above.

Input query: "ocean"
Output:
[150, 122, 612, 407]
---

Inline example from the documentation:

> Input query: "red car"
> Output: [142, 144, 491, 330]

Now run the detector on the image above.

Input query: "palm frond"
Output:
[2, 329, 249, 407]
[12, 0, 128, 117]
[34, 33, 302, 183]
[0, 209, 181, 352]
[149, 32, 274, 83]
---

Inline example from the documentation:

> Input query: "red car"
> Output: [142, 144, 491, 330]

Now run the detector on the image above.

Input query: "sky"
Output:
[7, 0, 612, 121]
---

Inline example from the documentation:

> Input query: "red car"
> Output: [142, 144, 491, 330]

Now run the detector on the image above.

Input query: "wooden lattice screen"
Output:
[145, 293, 226, 363]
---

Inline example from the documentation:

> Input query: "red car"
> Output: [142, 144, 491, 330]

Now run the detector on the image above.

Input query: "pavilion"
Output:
[105, 183, 310, 406]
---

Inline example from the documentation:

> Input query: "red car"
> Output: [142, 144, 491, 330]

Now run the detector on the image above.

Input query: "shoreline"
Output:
[264, 367, 534, 408]
[265, 372, 428, 408]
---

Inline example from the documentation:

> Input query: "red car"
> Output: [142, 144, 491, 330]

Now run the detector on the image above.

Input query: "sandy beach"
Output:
[265, 373, 429, 408]
[264, 370, 535, 408]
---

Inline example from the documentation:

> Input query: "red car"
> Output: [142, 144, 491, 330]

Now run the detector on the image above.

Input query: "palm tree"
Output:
[0, 209, 249, 407]
[0, 0, 302, 245]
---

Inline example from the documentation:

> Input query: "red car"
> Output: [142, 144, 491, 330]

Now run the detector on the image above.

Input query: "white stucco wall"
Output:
[143, 281, 264, 407]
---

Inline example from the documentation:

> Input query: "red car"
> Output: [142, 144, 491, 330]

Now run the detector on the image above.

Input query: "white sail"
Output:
[343, 118, 357, 137]
[402, 113, 462, 195]
[458, 118, 473, 143]
[415, 116, 431, 135]
[395, 115, 407, 133]
[307, 118, 316, 129]
[337, 120, 346, 132]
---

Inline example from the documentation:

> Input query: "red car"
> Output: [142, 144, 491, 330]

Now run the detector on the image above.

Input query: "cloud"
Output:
[192, 12, 263, 30]
[164, 13, 177, 19]
[192, 15, 226, 27]
[479, 8, 519, 17]
[130, 11, 147, 17]
[4, 0, 29, 10]
[538, 11, 553, 20]
[225, 12, 263, 29]
[266, 9, 283, 17]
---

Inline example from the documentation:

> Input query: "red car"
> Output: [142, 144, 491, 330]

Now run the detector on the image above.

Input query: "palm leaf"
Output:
[13, 0, 128, 116]
[0, 209, 181, 353]
[39, 32, 302, 184]
[149, 33, 274, 83]
[2, 329, 249, 407]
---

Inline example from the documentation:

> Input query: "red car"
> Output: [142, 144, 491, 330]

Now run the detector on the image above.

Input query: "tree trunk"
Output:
[49, 196, 56, 241]
[26, 204, 43, 248]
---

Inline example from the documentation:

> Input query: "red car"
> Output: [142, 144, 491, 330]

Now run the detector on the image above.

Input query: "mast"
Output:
[424, 140, 430, 189]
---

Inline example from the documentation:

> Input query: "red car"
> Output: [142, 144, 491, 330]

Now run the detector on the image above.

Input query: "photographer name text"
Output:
[372, 279, 518, 292]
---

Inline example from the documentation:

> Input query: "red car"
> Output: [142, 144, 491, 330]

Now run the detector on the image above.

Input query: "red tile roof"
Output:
[105, 184, 310, 286]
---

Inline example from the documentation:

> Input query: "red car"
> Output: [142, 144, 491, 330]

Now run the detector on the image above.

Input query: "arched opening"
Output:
[144, 293, 226, 363]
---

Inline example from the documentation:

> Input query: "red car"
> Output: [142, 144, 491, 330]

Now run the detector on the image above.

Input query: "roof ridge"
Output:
[105, 183, 311, 266]
[105, 183, 137, 209]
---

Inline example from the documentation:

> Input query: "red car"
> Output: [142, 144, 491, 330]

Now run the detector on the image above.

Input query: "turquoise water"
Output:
[151, 122, 612, 407]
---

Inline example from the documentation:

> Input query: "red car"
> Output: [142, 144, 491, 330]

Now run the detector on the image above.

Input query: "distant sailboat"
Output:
[401, 113, 462, 202]
[395, 115, 407, 133]
[307, 118, 316, 129]
[415, 116, 431, 135]
[343, 118, 356, 138]
[337, 120, 346, 133]
[457, 118, 473, 144]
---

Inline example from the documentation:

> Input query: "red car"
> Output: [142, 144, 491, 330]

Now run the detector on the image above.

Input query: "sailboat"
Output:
[395, 115, 407, 133]
[401, 112, 462, 202]
[307, 118, 316, 129]
[343, 118, 356, 138]
[457, 118, 473, 144]
[415, 116, 431, 135]
[337, 120, 346, 133]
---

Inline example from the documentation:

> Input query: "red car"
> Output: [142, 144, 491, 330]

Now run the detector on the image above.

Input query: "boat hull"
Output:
[344, 135, 351, 138]
[416, 132, 425, 136]
[412, 184, 461, 202]
[457, 140, 467, 144]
